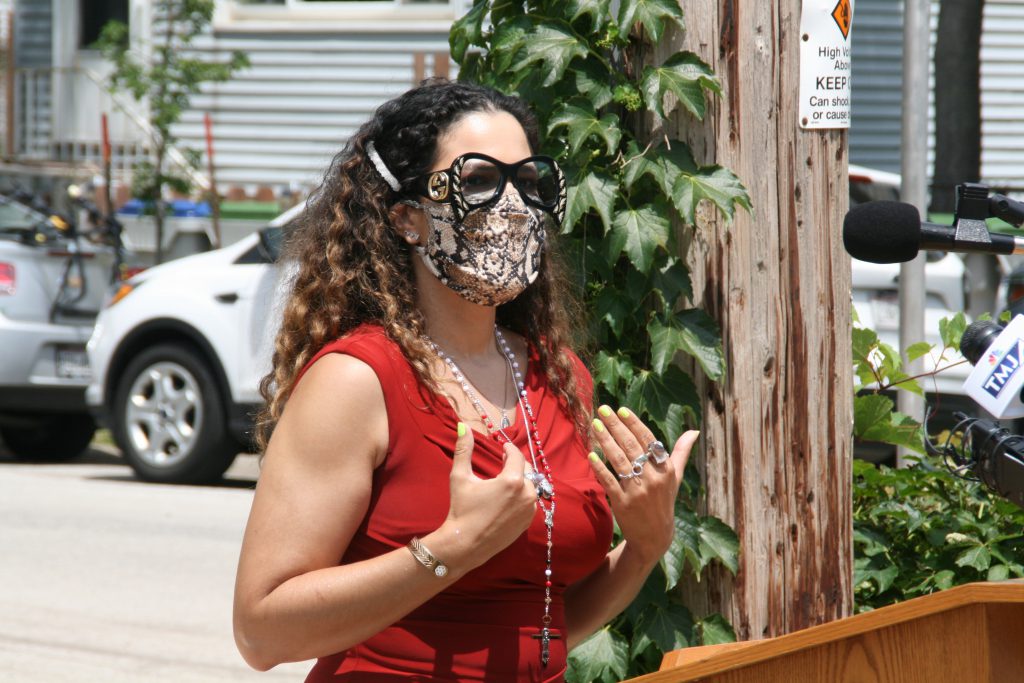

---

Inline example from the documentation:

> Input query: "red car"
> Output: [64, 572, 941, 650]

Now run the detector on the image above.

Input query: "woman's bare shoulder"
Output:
[267, 352, 389, 472]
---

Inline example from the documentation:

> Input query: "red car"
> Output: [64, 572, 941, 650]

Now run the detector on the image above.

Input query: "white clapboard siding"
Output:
[851, 0, 1024, 192]
[168, 29, 453, 189]
[981, 2, 1024, 189]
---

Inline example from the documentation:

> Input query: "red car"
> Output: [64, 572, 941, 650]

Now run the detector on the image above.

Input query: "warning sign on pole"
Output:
[799, 0, 855, 129]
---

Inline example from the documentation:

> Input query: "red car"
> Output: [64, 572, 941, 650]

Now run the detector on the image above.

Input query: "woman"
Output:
[233, 79, 699, 682]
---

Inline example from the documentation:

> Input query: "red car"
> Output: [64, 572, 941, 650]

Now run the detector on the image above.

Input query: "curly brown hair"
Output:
[256, 79, 589, 453]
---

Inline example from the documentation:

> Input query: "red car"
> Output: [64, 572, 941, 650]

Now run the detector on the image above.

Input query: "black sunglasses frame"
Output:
[406, 153, 566, 225]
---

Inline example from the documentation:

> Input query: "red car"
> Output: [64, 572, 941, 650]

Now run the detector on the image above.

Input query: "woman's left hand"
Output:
[587, 406, 700, 566]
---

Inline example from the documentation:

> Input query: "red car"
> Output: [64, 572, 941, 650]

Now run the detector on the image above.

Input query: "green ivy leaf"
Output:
[593, 284, 634, 337]
[698, 614, 737, 645]
[905, 342, 934, 363]
[548, 101, 623, 157]
[640, 51, 720, 120]
[593, 351, 635, 394]
[955, 545, 992, 572]
[512, 23, 588, 87]
[988, 563, 1010, 581]
[566, 628, 629, 683]
[490, 16, 532, 72]
[625, 365, 700, 442]
[566, 0, 611, 32]
[696, 515, 740, 575]
[630, 601, 694, 657]
[575, 58, 616, 109]
[672, 164, 752, 223]
[450, 1, 488, 60]
[609, 204, 671, 272]
[566, 170, 618, 233]
[617, 0, 685, 43]
[651, 256, 694, 313]
[664, 501, 701, 587]
[648, 309, 725, 381]
[939, 312, 968, 349]
[854, 394, 896, 440]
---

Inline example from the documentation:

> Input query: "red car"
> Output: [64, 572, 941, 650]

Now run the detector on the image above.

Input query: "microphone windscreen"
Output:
[843, 201, 921, 264]
[960, 320, 1004, 366]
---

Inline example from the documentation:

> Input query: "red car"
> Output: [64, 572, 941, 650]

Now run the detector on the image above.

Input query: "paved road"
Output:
[0, 445, 313, 682]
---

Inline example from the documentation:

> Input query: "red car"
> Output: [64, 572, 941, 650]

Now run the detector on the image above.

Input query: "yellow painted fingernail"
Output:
[588, 452, 601, 463]
[457, 422, 466, 437]
[592, 418, 605, 433]
[598, 405, 613, 417]
[617, 407, 632, 419]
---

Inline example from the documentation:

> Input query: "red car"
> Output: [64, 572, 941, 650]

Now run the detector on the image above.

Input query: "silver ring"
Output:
[618, 453, 648, 480]
[646, 440, 670, 464]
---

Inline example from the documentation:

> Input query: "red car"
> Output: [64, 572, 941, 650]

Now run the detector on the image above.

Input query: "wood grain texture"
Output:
[665, 0, 854, 640]
[628, 582, 1024, 683]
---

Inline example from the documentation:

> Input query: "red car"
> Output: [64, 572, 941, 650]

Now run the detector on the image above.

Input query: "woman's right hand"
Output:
[440, 423, 538, 569]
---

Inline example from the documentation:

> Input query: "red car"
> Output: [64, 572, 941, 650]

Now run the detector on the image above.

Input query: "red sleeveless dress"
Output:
[299, 325, 614, 682]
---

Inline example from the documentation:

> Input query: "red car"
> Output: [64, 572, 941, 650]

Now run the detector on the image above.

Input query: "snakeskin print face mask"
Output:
[405, 192, 546, 306]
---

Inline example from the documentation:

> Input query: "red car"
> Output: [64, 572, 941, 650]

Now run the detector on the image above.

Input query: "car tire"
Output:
[0, 414, 96, 461]
[112, 343, 237, 484]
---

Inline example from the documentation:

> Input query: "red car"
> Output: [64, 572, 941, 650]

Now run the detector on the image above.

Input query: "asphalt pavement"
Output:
[0, 444, 314, 682]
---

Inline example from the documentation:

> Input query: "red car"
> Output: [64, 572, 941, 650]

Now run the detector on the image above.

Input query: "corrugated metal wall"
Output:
[849, 0, 938, 176]
[851, 0, 1024, 193]
[981, 1, 1024, 190]
[173, 30, 452, 190]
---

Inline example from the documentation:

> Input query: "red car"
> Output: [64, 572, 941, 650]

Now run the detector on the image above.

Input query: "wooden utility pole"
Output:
[667, 2, 854, 639]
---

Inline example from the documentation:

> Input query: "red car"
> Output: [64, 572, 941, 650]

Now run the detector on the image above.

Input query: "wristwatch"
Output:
[407, 537, 449, 577]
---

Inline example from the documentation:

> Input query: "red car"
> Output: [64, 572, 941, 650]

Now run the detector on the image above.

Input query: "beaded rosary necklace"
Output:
[427, 326, 559, 668]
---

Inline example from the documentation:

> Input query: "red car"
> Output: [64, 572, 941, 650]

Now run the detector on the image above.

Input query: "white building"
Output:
[2, 1, 1022, 201]
[2, 0, 462, 200]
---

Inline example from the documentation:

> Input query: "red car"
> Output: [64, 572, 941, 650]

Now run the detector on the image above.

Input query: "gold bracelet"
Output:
[407, 537, 448, 577]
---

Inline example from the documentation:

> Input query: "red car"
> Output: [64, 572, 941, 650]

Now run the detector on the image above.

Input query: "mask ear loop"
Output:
[366, 141, 402, 192]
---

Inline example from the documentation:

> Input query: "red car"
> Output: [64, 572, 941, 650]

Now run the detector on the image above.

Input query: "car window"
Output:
[0, 198, 43, 231]
[849, 180, 899, 206]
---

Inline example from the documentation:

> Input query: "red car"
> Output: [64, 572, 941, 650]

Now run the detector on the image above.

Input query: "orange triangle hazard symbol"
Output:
[832, 0, 852, 39]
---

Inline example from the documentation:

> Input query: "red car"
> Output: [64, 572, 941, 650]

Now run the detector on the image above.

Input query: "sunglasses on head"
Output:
[407, 153, 566, 225]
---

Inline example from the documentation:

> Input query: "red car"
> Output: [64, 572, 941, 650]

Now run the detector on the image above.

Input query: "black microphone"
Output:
[843, 200, 1024, 264]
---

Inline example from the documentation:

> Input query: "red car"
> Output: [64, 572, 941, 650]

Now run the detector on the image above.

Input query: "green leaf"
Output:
[696, 515, 740, 575]
[988, 564, 1010, 582]
[956, 545, 992, 572]
[609, 204, 671, 272]
[566, 628, 629, 683]
[592, 351, 634, 395]
[854, 394, 896, 439]
[939, 313, 969, 350]
[548, 101, 623, 157]
[575, 58, 616, 109]
[648, 309, 725, 380]
[625, 365, 700, 442]
[512, 23, 588, 87]
[698, 614, 737, 645]
[593, 286, 633, 339]
[617, 0, 685, 43]
[490, 16, 532, 72]
[630, 601, 694, 657]
[665, 501, 701, 587]
[640, 51, 720, 120]
[566, 170, 618, 233]
[651, 256, 694, 312]
[906, 342, 934, 363]
[672, 164, 751, 223]
[566, 0, 611, 31]
[934, 569, 955, 590]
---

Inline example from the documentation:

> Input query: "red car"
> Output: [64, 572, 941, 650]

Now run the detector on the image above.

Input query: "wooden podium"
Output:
[625, 581, 1024, 683]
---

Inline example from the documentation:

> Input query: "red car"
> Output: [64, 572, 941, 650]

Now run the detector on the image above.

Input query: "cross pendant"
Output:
[531, 627, 561, 668]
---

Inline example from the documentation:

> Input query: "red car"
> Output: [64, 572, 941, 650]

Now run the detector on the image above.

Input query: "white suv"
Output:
[86, 204, 299, 483]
